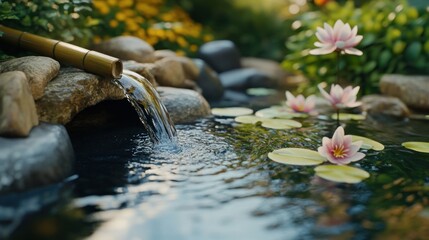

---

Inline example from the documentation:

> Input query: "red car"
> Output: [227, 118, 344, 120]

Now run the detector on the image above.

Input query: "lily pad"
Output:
[351, 135, 385, 151]
[211, 107, 253, 117]
[261, 118, 302, 129]
[402, 141, 429, 153]
[234, 115, 265, 124]
[246, 88, 277, 96]
[255, 107, 306, 119]
[268, 148, 325, 166]
[331, 113, 365, 121]
[314, 165, 370, 184]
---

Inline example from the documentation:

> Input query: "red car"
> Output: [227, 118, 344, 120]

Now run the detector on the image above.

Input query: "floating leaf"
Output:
[234, 115, 264, 124]
[402, 142, 429, 153]
[261, 118, 302, 129]
[255, 107, 307, 119]
[268, 148, 325, 166]
[331, 113, 365, 120]
[351, 135, 384, 151]
[314, 165, 370, 184]
[246, 88, 277, 96]
[211, 107, 253, 117]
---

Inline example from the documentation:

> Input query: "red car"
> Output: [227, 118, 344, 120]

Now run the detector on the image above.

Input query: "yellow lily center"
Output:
[332, 145, 348, 158]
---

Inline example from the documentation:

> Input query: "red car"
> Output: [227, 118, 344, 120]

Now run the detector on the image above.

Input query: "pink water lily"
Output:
[318, 126, 365, 165]
[285, 91, 316, 113]
[309, 19, 363, 56]
[319, 84, 361, 109]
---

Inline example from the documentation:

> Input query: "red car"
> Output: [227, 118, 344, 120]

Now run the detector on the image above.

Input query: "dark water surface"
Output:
[4, 101, 429, 240]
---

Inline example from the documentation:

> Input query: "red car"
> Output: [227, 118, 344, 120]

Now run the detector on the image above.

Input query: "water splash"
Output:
[113, 70, 177, 145]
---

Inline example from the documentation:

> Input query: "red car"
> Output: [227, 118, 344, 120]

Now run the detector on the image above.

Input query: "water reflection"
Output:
[4, 111, 429, 239]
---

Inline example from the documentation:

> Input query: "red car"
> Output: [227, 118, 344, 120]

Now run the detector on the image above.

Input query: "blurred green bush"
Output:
[0, 0, 95, 60]
[283, 0, 429, 94]
[169, 0, 292, 61]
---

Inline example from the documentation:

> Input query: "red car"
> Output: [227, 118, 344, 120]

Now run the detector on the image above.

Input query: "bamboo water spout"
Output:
[0, 25, 122, 79]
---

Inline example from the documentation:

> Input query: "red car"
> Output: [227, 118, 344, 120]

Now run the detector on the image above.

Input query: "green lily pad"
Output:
[402, 141, 429, 153]
[211, 107, 253, 117]
[268, 148, 325, 166]
[261, 118, 302, 129]
[331, 113, 365, 121]
[351, 135, 385, 151]
[314, 165, 370, 184]
[255, 107, 308, 119]
[246, 88, 277, 96]
[234, 115, 265, 124]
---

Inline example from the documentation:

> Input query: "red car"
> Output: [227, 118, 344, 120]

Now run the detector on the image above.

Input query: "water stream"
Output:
[113, 70, 177, 145]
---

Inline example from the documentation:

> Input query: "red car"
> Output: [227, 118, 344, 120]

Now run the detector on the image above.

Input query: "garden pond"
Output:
[3, 92, 429, 240]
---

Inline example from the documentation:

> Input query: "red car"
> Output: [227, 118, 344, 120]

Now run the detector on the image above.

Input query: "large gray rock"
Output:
[0, 56, 60, 100]
[361, 95, 410, 117]
[380, 74, 429, 110]
[241, 57, 295, 88]
[0, 71, 39, 137]
[0, 123, 74, 194]
[36, 67, 124, 124]
[92, 36, 156, 63]
[159, 87, 211, 123]
[192, 58, 224, 101]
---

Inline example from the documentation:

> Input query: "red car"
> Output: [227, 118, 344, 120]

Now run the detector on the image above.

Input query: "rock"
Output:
[158, 87, 211, 123]
[192, 58, 224, 101]
[154, 49, 177, 61]
[0, 71, 39, 137]
[0, 56, 60, 100]
[0, 123, 74, 194]
[123, 60, 158, 86]
[380, 74, 429, 110]
[168, 56, 200, 81]
[218, 68, 276, 90]
[153, 57, 197, 89]
[92, 36, 156, 63]
[361, 95, 410, 117]
[36, 67, 124, 124]
[241, 57, 296, 88]
[198, 40, 242, 73]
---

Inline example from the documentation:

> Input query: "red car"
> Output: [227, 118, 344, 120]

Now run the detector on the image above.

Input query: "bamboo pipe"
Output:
[0, 25, 122, 79]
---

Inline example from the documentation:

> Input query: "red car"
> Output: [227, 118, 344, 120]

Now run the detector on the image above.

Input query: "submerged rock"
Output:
[380, 74, 429, 110]
[92, 36, 156, 63]
[361, 95, 410, 117]
[36, 67, 124, 124]
[0, 56, 60, 100]
[159, 87, 211, 124]
[0, 71, 39, 137]
[0, 123, 74, 194]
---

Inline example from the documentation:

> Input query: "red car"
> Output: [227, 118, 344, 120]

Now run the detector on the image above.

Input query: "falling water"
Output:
[112, 70, 177, 145]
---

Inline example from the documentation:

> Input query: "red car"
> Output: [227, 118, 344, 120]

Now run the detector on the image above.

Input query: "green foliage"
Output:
[170, 0, 292, 61]
[0, 0, 95, 60]
[283, 0, 429, 94]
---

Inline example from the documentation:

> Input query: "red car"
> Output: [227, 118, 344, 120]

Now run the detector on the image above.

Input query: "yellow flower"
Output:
[115, 12, 126, 21]
[176, 36, 188, 47]
[93, 1, 109, 15]
[118, 0, 133, 8]
[190, 44, 198, 52]
[107, 0, 117, 7]
[109, 19, 119, 28]
[125, 20, 140, 32]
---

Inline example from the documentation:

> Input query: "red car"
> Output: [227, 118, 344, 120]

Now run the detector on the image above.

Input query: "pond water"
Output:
[4, 98, 429, 240]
